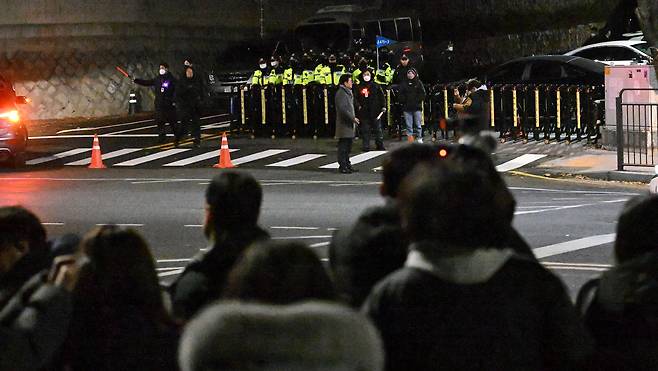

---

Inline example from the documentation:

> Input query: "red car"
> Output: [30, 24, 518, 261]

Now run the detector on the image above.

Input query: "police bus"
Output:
[294, 5, 423, 68]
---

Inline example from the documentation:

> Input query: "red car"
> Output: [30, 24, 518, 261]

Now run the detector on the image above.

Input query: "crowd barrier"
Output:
[231, 83, 604, 144]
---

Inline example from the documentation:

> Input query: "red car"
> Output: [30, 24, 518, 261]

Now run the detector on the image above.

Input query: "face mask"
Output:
[159, 68, 166, 75]
[363, 75, 371, 82]
[260, 64, 267, 69]
[271, 62, 278, 68]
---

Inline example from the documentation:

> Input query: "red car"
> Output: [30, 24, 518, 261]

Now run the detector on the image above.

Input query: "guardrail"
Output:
[616, 88, 658, 171]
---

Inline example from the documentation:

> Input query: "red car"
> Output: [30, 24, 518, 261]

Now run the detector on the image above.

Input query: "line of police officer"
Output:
[245, 52, 403, 140]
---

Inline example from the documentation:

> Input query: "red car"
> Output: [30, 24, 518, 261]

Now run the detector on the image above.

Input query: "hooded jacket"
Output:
[398, 77, 425, 112]
[364, 243, 592, 371]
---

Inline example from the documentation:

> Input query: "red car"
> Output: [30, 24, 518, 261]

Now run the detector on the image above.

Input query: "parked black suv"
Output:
[0, 74, 29, 167]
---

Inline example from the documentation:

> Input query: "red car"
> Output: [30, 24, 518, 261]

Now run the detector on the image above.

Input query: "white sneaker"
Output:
[417, 137, 423, 144]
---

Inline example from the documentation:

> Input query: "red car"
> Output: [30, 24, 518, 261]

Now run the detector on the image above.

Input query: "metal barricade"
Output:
[616, 88, 658, 170]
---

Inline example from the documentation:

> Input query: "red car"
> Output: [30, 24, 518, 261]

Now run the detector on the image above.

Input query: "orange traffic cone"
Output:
[213, 132, 235, 169]
[88, 134, 106, 169]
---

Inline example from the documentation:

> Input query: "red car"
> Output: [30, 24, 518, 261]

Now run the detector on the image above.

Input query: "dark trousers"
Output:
[359, 116, 384, 150]
[337, 138, 353, 170]
[180, 107, 201, 143]
[155, 108, 179, 142]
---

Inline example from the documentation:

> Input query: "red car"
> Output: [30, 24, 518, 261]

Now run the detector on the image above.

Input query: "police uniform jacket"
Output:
[334, 85, 356, 139]
[134, 72, 176, 111]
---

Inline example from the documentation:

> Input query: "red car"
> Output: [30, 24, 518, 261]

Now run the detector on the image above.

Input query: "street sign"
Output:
[376, 36, 397, 49]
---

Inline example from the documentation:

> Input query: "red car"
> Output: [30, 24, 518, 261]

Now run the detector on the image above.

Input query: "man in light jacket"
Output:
[335, 74, 360, 174]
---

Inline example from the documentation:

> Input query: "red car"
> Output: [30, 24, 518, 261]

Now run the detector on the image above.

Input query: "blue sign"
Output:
[376, 36, 397, 49]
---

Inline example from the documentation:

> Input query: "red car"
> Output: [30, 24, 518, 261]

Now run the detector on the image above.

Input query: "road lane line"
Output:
[95, 223, 144, 227]
[114, 149, 190, 166]
[533, 234, 616, 259]
[106, 125, 157, 135]
[542, 262, 612, 268]
[56, 119, 155, 134]
[232, 149, 289, 165]
[310, 242, 331, 248]
[64, 148, 142, 166]
[495, 154, 547, 172]
[271, 226, 320, 230]
[320, 151, 387, 169]
[26, 148, 91, 165]
[157, 267, 185, 271]
[163, 149, 238, 167]
[509, 187, 639, 196]
[267, 154, 325, 167]
[157, 258, 192, 263]
[42, 222, 65, 226]
[184, 224, 202, 228]
[158, 269, 184, 277]
[272, 235, 332, 240]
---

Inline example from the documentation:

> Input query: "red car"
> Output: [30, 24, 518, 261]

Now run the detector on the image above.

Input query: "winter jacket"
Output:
[0, 248, 52, 310]
[392, 64, 412, 86]
[169, 226, 270, 321]
[364, 244, 592, 371]
[329, 201, 408, 308]
[579, 250, 658, 369]
[0, 273, 72, 371]
[176, 75, 204, 112]
[335, 85, 357, 139]
[398, 78, 426, 112]
[354, 81, 385, 121]
[134, 72, 177, 111]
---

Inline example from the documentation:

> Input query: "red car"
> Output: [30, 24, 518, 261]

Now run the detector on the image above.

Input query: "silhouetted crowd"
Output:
[2, 142, 658, 370]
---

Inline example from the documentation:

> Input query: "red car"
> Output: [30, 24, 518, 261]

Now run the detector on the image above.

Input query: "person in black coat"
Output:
[398, 68, 426, 142]
[177, 66, 205, 147]
[391, 54, 412, 87]
[169, 172, 270, 321]
[354, 69, 386, 151]
[134, 63, 180, 145]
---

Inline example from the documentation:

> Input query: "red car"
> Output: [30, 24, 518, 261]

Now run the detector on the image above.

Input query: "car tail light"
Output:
[0, 110, 19, 123]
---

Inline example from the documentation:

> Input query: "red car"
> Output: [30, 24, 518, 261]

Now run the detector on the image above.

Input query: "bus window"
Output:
[364, 21, 380, 46]
[395, 18, 413, 41]
[380, 19, 396, 40]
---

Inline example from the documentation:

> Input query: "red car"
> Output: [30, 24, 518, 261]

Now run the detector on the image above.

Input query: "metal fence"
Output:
[616, 88, 658, 171]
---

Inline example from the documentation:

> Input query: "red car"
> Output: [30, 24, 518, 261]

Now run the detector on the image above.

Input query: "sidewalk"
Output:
[536, 149, 656, 183]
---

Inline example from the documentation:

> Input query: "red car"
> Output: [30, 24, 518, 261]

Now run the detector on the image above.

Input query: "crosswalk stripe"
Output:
[533, 234, 616, 259]
[267, 154, 325, 167]
[64, 148, 142, 166]
[495, 154, 546, 172]
[320, 151, 387, 169]
[163, 149, 239, 167]
[113, 149, 190, 166]
[26, 148, 91, 165]
[232, 149, 290, 165]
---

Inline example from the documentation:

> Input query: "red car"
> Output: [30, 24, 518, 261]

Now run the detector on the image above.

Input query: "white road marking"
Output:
[184, 224, 203, 228]
[158, 269, 184, 277]
[320, 151, 387, 169]
[495, 154, 547, 172]
[114, 149, 190, 166]
[515, 199, 627, 215]
[56, 119, 155, 134]
[533, 234, 616, 259]
[106, 125, 157, 135]
[26, 148, 91, 165]
[310, 242, 331, 248]
[131, 179, 191, 184]
[373, 166, 383, 171]
[271, 226, 320, 230]
[157, 258, 192, 263]
[267, 154, 325, 167]
[157, 267, 185, 271]
[163, 149, 239, 167]
[272, 235, 332, 240]
[95, 223, 144, 227]
[509, 187, 639, 196]
[64, 148, 142, 166]
[232, 149, 290, 165]
[42, 222, 65, 226]
[201, 121, 231, 130]
[541, 262, 612, 268]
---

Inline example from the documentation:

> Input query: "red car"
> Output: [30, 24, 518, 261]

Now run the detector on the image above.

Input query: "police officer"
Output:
[134, 62, 179, 144]
[252, 58, 269, 86]
[177, 66, 204, 147]
[354, 69, 386, 151]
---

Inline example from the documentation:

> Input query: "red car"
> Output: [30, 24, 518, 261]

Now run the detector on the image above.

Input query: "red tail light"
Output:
[438, 149, 448, 158]
[0, 110, 19, 123]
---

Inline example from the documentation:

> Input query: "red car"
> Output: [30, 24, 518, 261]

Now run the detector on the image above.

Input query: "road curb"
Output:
[523, 168, 654, 183]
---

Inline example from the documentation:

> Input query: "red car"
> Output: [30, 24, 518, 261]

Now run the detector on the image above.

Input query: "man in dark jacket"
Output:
[398, 68, 425, 143]
[177, 66, 205, 147]
[169, 172, 270, 321]
[134, 63, 180, 145]
[578, 195, 658, 369]
[334, 74, 360, 174]
[392, 54, 412, 86]
[0, 206, 51, 311]
[363, 160, 592, 371]
[354, 69, 386, 151]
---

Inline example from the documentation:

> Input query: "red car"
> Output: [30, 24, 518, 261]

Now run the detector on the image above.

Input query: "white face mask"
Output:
[260, 64, 267, 69]
[159, 68, 166, 76]
[363, 75, 372, 82]
[271, 62, 278, 68]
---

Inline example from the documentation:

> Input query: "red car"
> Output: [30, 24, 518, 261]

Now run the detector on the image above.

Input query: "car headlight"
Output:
[0, 110, 19, 123]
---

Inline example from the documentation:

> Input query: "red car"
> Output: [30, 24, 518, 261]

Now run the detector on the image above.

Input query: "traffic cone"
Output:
[88, 134, 106, 169]
[213, 132, 235, 169]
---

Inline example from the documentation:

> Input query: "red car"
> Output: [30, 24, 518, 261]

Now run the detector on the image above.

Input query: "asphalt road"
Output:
[1, 114, 648, 299]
